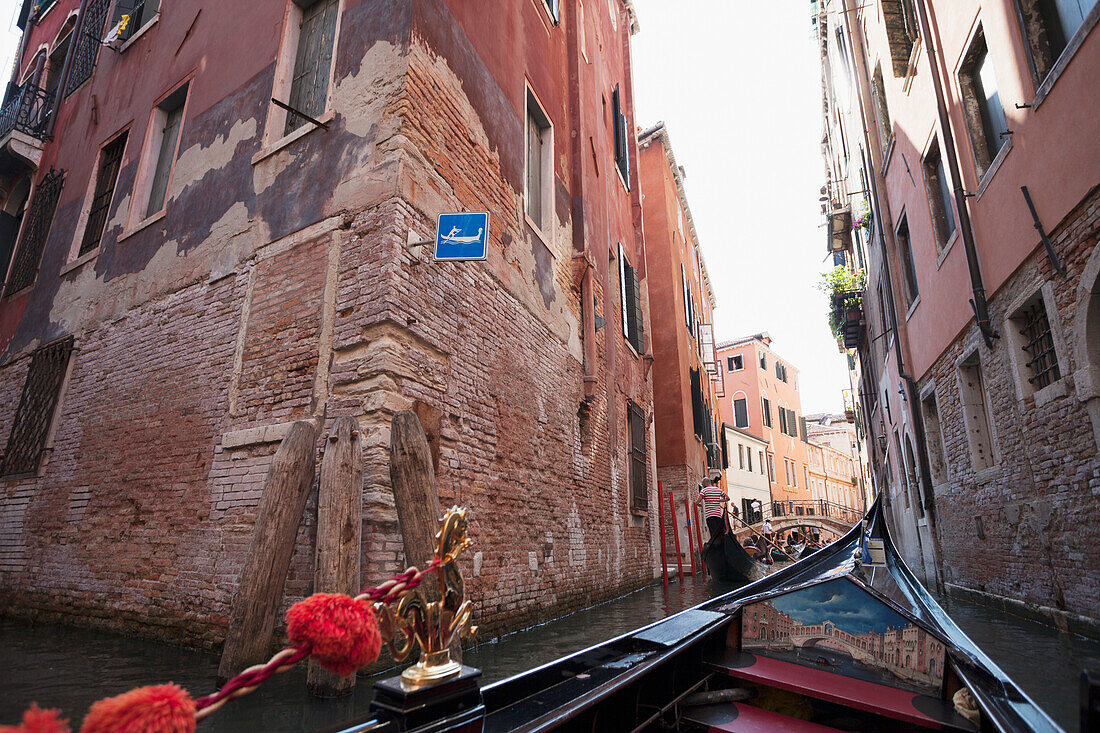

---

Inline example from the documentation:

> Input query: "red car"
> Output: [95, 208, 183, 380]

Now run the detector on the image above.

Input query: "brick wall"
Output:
[922, 185, 1100, 620]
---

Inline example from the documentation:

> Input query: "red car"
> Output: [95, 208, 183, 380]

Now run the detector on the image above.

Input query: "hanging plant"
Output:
[818, 266, 866, 340]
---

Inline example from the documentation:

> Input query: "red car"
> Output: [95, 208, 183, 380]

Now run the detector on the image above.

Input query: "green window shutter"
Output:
[630, 263, 643, 353]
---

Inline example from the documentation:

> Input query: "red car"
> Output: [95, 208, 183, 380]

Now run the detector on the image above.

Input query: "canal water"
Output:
[2, 574, 1099, 731]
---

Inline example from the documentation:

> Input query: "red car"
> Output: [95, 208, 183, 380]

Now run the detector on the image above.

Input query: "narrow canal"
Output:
[2, 574, 1099, 731]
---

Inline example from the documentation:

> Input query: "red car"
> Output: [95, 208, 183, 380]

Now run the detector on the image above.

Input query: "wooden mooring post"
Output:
[218, 421, 317, 683]
[389, 409, 461, 663]
[307, 416, 363, 697]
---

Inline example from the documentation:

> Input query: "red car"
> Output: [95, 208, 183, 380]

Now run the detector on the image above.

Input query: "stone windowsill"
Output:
[119, 14, 160, 53]
[118, 209, 167, 243]
[975, 136, 1013, 200]
[221, 420, 300, 449]
[974, 465, 1001, 484]
[1031, 378, 1068, 409]
[251, 109, 336, 166]
[60, 246, 100, 277]
[935, 230, 959, 270]
[904, 294, 921, 322]
[1032, 4, 1100, 110]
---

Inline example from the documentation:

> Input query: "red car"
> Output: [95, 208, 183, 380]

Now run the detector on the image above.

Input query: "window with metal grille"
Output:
[65, 0, 111, 96]
[1017, 296, 1061, 390]
[618, 244, 644, 354]
[79, 132, 127, 257]
[4, 168, 64, 296]
[1, 336, 74, 477]
[627, 401, 647, 511]
[285, 0, 339, 136]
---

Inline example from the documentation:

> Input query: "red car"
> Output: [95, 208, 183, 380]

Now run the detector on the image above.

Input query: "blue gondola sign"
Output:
[434, 212, 490, 261]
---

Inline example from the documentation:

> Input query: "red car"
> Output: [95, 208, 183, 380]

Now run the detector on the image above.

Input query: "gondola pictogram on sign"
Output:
[434, 212, 490, 261]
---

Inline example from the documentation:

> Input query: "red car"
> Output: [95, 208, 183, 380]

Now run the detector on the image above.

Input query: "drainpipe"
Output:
[44, 0, 91, 140]
[912, 0, 997, 347]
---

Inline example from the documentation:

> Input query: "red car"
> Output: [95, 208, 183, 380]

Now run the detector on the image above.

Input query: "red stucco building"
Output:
[0, 0, 661, 647]
[637, 123, 721, 559]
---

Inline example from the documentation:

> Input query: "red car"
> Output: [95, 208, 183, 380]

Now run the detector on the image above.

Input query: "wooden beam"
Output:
[218, 420, 317, 683]
[307, 416, 362, 697]
[389, 409, 460, 662]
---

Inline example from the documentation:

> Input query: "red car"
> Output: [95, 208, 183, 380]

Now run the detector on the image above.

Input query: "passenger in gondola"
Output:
[695, 477, 728, 542]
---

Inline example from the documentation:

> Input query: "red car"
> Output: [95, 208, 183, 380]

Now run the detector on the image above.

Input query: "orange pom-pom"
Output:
[0, 703, 71, 733]
[287, 593, 382, 676]
[80, 684, 195, 733]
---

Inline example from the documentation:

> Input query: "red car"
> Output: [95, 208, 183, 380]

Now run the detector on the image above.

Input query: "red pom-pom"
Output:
[287, 593, 382, 676]
[0, 703, 71, 733]
[80, 684, 195, 733]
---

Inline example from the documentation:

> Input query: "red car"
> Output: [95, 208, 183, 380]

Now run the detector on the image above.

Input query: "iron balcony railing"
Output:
[0, 82, 54, 142]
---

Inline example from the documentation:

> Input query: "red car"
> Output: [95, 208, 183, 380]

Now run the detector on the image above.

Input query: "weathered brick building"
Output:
[637, 123, 721, 563]
[0, 0, 661, 648]
[819, 0, 1100, 630]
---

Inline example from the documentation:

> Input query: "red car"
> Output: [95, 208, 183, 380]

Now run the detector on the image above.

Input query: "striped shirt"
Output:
[698, 486, 728, 519]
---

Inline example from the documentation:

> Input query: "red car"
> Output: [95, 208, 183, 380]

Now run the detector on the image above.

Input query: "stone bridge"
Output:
[788, 622, 876, 664]
[734, 514, 855, 543]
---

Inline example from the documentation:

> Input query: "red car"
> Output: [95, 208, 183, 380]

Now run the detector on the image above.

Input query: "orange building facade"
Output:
[716, 334, 813, 508]
[638, 124, 721, 560]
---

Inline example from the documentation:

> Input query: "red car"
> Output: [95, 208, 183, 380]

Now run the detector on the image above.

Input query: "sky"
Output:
[631, 0, 851, 414]
[770, 579, 911, 635]
[0, 2, 19, 84]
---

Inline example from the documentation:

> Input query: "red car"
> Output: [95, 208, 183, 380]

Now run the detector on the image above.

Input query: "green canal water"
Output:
[2, 575, 1098, 731]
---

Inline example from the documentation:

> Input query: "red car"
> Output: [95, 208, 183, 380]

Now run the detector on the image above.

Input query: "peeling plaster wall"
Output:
[0, 0, 657, 647]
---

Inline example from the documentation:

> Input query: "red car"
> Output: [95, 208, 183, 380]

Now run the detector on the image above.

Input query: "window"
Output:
[733, 398, 749, 428]
[79, 132, 128, 257]
[778, 406, 788, 435]
[611, 83, 630, 189]
[691, 369, 707, 439]
[920, 390, 949, 484]
[284, 0, 339, 136]
[762, 397, 772, 428]
[542, 0, 560, 24]
[110, 0, 161, 43]
[896, 214, 919, 307]
[871, 62, 893, 151]
[627, 401, 647, 511]
[1006, 290, 1063, 395]
[136, 83, 188, 221]
[957, 350, 997, 470]
[923, 140, 956, 252]
[618, 244, 644, 354]
[738, 444, 745, 469]
[681, 265, 696, 337]
[775, 361, 788, 382]
[882, 0, 919, 76]
[65, 0, 110, 96]
[767, 453, 776, 483]
[759, 450, 765, 474]
[525, 90, 553, 233]
[1, 336, 74, 477]
[959, 28, 1008, 178]
[3, 168, 65, 296]
[799, 416, 808, 441]
[747, 448, 753, 473]
[804, 465, 809, 488]
[727, 354, 743, 371]
[1015, 0, 1100, 83]
[759, 353, 766, 370]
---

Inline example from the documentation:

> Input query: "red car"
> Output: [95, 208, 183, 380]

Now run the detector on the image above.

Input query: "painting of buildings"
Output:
[741, 579, 945, 695]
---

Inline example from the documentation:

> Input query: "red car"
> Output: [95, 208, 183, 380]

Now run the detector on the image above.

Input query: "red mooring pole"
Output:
[668, 489, 683, 583]
[684, 495, 697, 577]
[658, 482, 668, 588]
[694, 504, 706, 575]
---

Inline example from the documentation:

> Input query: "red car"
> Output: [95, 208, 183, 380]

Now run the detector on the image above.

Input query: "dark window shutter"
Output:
[691, 369, 704, 437]
[734, 398, 748, 428]
[628, 402, 647, 510]
[4, 167, 65, 296]
[1, 336, 74, 476]
[630, 263, 643, 353]
[721, 429, 729, 469]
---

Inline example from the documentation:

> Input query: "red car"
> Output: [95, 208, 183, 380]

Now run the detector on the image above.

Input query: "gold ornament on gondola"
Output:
[374, 506, 478, 688]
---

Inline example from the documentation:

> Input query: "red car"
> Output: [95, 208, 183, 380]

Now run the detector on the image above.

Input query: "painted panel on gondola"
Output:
[741, 578, 945, 696]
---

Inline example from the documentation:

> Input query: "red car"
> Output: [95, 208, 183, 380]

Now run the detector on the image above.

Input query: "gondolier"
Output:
[695, 477, 728, 542]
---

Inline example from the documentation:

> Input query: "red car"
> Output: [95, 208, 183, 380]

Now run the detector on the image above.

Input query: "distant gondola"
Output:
[333, 499, 1071, 732]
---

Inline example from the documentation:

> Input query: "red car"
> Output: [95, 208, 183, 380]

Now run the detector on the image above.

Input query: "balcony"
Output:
[832, 290, 864, 350]
[0, 83, 54, 174]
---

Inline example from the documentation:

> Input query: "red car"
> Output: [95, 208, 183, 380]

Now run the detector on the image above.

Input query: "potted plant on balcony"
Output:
[851, 200, 871, 232]
[819, 266, 866, 349]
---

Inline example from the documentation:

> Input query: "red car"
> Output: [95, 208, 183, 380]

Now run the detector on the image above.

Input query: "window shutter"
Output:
[630, 263, 643, 353]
